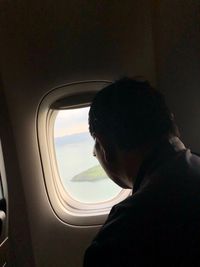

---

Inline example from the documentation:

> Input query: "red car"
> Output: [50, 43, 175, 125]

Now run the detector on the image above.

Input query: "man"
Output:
[83, 78, 200, 267]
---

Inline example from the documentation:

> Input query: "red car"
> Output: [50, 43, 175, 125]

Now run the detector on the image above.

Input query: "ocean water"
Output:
[54, 137, 122, 204]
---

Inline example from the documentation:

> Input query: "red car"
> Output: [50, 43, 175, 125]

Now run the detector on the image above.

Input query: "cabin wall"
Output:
[153, 0, 200, 151]
[0, 1, 199, 266]
[0, 1, 156, 266]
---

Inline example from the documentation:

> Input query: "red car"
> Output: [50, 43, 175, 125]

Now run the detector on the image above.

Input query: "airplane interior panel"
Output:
[0, 1, 199, 266]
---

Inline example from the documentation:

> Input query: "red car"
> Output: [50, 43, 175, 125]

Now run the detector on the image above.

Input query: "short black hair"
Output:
[89, 77, 179, 150]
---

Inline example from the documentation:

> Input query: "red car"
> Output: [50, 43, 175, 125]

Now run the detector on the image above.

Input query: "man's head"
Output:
[89, 77, 179, 188]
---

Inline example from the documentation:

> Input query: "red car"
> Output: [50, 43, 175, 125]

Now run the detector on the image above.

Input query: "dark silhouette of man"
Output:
[83, 78, 200, 267]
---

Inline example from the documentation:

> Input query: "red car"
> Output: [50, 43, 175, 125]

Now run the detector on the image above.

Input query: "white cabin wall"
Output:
[0, 86, 35, 266]
[1, 0, 200, 266]
[0, 1, 156, 266]
[152, 0, 200, 151]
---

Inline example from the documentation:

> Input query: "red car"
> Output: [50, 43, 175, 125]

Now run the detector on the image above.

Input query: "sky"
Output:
[54, 107, 90, 138]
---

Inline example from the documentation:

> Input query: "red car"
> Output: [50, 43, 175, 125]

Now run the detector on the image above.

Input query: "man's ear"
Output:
[95, 134, 107, 160]
[95, 133, 114, 163]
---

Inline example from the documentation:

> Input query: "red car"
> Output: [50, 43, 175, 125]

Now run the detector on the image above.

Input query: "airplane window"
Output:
[53, 107, 122, 204]
[38, 83, 131, 224]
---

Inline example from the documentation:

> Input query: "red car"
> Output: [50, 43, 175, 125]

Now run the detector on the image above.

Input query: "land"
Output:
[55, 132, 89, 146]
[71, 165, 107, 182]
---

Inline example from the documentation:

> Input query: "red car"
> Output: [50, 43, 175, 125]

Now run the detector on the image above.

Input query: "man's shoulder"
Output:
[185, 149, 200, 177]
[159, 148, 200, 191]
[99, 192, 152, 234]
[106, 149, 200, 226]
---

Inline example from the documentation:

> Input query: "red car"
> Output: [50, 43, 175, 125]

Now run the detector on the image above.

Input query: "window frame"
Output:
[37, 81, 131, 226]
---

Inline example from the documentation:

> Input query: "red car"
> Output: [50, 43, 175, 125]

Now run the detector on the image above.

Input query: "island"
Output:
[71, 165, 107, 182]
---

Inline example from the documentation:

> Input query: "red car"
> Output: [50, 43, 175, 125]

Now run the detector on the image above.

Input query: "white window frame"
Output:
[37, 81, 131, 226]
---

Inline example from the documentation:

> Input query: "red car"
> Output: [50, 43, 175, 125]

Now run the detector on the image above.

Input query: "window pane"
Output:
[53, 107, 122, 204]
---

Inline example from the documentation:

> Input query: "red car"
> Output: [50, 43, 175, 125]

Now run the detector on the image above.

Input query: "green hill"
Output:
[71, 165, 107, 182]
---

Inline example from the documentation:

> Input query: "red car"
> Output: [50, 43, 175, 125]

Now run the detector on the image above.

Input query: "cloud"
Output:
[54, 107, 90, 137]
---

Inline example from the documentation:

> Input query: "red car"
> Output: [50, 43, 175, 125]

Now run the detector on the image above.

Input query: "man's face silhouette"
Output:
[93, 135, 132, 189]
